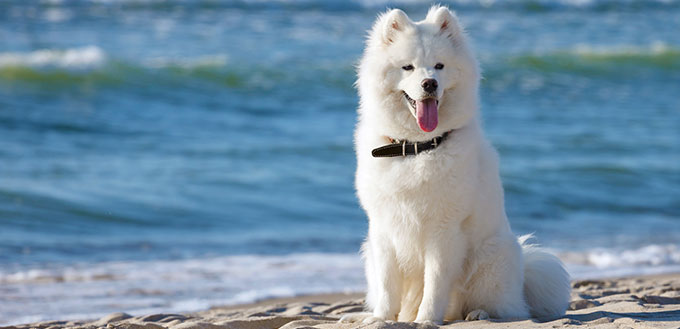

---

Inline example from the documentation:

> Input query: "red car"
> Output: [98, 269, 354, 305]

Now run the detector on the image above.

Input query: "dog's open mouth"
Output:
[403, 91, 438, 132]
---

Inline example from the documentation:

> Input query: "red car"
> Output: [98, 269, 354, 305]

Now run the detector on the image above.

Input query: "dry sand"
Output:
[4, 274, 680, 329]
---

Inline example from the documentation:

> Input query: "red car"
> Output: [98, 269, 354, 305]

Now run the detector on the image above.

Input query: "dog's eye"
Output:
[402, 64, 414, 71]
[434, 63, 444, 70]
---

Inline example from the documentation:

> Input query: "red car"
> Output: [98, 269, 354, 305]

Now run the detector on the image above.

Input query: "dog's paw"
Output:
[464, 309, 489, 321]
[338, 312, 372, 323]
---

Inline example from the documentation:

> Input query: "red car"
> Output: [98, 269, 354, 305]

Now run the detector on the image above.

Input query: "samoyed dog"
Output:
[349, 6, 571, 324]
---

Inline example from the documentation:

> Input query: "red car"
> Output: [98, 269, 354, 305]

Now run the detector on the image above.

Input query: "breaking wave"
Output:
[2, 244, 680, 325]
[0, 46, 106, 69]
[0, 46, 354, 90]
[0, 253, 365, 325]
[505, 43, 680, 74]
[1, 44, 677, 88]
[562, 244, 680, 279]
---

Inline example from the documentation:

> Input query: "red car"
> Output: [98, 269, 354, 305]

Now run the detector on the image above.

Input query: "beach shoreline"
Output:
[5, 273, 680, 329]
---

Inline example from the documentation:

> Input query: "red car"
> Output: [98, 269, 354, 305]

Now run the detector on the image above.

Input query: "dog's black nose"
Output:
[421, 79, 438, 93]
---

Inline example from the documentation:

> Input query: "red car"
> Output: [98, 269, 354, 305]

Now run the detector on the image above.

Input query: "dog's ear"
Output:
[376, 9, 412, 45]
[426, 6, 462, 42]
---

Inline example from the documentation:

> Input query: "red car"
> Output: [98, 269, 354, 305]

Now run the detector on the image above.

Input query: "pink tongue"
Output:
[416, 98, 438, 132]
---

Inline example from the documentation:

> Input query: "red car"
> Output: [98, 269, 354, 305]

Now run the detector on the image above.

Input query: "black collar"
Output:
[371, 131, 452, 158]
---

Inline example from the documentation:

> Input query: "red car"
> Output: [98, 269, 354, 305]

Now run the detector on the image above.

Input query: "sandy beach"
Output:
[5, 274, 680, 329]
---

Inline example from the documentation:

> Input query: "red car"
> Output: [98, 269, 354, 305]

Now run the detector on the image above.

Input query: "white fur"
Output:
[351, 6, 571, 324]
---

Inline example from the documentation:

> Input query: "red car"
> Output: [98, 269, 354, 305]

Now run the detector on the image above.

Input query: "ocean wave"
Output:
[0, 46, 106, 70]
[0, 253, 364, 285]
[561, 244, 680, 279]
[561, 244, 680, 268]
[3, 245, 678, 286]
[0, 46, 356, 90]
[1, 44, 677, 89]
[503, 42, 680, 75]
[0, 253, 365, 325]
[2, 244, 680, 324]
[3, 244, 673, 283]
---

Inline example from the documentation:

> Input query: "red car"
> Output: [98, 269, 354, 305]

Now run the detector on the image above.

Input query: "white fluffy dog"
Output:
[350, 6, 571, 324]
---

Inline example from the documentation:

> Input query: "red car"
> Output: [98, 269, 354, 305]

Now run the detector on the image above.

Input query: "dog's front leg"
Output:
[415, 227, 466, 324]
[366, 235, 402, 322]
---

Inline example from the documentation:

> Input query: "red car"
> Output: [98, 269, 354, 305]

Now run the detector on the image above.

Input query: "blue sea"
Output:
[1, 0, 679, 325]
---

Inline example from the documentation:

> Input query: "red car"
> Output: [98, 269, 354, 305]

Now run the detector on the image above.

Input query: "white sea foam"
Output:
[570, 41, 675, 56]
[0, 253, 365, 325]
[0, 46, 106, 69]
[561, 244, 680, 279]
[0, 42, 671, 76]
[1, 245, 680, 325]
[0, 46, 230, 71]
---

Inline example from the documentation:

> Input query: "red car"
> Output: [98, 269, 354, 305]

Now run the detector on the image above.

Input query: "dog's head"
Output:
[358, 6, 479, 139]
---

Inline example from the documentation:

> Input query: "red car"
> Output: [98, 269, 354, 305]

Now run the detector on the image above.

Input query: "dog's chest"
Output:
[386, 209, 458, 274]
[371, 145, 473, 199]
[360, 142, 479, 265]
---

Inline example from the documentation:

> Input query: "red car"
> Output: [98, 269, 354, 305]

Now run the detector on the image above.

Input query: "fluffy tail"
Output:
[520, 235, 571, 319]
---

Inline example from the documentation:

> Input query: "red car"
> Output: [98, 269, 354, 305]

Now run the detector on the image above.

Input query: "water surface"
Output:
[0, 0, 679, 325]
